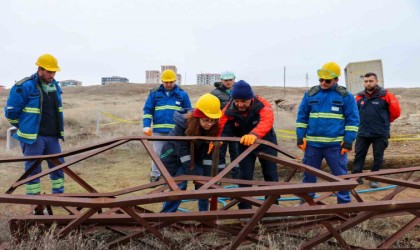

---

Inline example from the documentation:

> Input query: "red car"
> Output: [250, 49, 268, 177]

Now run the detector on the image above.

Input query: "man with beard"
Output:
[4, 54, 65, 201]
[218, 80, 279, 209]
[351, 72, 401, 188]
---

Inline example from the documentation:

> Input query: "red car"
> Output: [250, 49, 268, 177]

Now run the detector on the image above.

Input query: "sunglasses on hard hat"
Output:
[319, 78, 332, 84]
[317, 69, 338, 80]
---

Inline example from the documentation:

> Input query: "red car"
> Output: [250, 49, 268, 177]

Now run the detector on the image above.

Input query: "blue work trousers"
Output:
[302, 145, 350, 204]
[238, 143, 279, 209]
[20, 135, 64, 195]
[161, 164, 211, 213]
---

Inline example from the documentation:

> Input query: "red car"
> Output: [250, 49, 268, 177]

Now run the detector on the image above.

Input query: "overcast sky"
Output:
[1, 0, 419, 88]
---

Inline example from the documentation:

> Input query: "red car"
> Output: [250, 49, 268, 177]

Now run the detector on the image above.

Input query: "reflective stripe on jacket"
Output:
[4, 73, 64, 144]
[143, 84, 191, 133]
[296, 84, 359, 147]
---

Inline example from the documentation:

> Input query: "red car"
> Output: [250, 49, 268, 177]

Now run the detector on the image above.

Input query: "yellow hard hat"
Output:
[35, 54, 61, 72]
[196, 94, 222, 119]
[161, 69, 177, 82]
[317, 62, 341, 79]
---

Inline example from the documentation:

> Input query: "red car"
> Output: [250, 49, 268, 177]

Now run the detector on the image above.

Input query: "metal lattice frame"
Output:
[0, 136, 419, 249]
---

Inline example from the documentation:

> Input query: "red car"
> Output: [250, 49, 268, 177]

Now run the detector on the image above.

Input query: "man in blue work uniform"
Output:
[143, 69, 192, 182]
[5, 53, 65, 197]
[296, 62, 359, 204]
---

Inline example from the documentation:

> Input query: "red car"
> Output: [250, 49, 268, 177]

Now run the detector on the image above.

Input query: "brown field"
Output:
[0, 83, 419, 249]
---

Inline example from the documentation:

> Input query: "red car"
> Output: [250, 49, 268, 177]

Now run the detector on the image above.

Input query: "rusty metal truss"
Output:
[0, 136, 419, 249]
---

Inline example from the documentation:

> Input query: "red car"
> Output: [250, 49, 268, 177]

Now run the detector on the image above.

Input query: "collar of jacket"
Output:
[31, 72, 59, 87]
[158, 83, 179, 94]
[214, 82, 228, 91]
[226, 96, 263, 117]
[358, 85, 386, 98]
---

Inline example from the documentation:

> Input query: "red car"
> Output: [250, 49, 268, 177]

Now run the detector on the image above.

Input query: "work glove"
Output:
[143, 127, 152, 136]
[341, 141, 352, 155]
[240, 134, 258, 146]
[207, 141, 223, 155]
[297, 138, 307, 152]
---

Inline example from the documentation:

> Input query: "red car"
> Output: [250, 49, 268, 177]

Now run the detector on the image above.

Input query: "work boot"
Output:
[150, 176, 160, 183]
[369, 181, 379, 189]
[32, 205, 48, 215]
[356, 178, 364, 185]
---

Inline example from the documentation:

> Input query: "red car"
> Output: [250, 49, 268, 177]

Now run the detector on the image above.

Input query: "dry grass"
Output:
[1, 83, 420, 249]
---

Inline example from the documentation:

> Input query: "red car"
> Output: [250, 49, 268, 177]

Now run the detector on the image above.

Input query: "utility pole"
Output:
[283, 66, 286, 98]
[306, 73, 309, 87]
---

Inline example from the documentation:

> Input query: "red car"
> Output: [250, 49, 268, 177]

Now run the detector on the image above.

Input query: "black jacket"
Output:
[210, 82, 231, 109]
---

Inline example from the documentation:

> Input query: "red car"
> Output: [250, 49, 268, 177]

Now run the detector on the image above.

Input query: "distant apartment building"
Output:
[147, 66, 182, 84]
[344, 59, 384, 94]
[145, 70, 160, 84]
[60, 80, 82, 87]
[176, 74, 182, 85]
[196, 73, 221, 85]
[161, 65, 177, 74]
[0, 85, 5, 93]
[101, 76, 129, 85]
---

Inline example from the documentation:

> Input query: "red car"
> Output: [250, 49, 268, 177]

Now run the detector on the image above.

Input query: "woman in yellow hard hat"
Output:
[160, 93, 222, 213]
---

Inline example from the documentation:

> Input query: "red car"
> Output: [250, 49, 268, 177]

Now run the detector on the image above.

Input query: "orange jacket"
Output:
[218, 96, 275, 140]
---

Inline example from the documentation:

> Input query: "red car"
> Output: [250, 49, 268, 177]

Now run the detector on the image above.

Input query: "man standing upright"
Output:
[143, 69, 192, 182]
[4, 53, 65, 197]
[296, 62, 359, 204]
[210, 71, 240, 179]
[219, 80, 279, 209]
[352, 72, 401, 188]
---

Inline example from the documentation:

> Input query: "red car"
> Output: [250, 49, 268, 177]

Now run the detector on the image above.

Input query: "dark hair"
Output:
[364, 72, 377, 80]
[184, 112, 219, 137]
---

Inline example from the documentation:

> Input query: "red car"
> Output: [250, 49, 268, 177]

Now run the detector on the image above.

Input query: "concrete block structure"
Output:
[101, 76, 129, 85]
[344, 59, 384, 94]
[196, 73, 221, 85]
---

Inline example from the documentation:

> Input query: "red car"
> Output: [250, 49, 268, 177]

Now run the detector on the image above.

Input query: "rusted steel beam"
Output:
[321, 221, 351, 250]
[6, 159, 42, 194]
[10, 139, 130, 191]
[61, 168, 98, 193]
[378, 216, 420, 249]
[0, 181, 358, 208]
[199, 143, 259, 190]
[59, 208, 99, 237]
[139, 138, 179, 191]
[8, 199, 420, 224]
[230, 195, 279, 249]
[341, 166, 420, 179]
[257, 152, 345, 182]
[366, 175, 420, 189]
[120, 206, 172, 247]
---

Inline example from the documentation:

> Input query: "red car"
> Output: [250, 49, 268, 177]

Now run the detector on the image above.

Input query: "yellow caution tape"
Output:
[389, 137, 420, 141]
[276, 129, 296, 134]
[100, 111, 141, 124]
